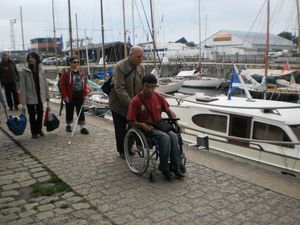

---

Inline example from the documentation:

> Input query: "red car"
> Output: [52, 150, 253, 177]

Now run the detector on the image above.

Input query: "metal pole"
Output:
[132, 0, 135, 46]
[20, 6, 25, 50]
[52, 0, 58, 70]
[100, 0, 106, 70]
[296, 0, 300, 71]
[68, 0, 73, 56]
[75, 13, 80, 58]
[263, 0, 270, 99]
[150, 0, 157, 67]
[122, 0, 128, 57]
[198, 0, 201, 64]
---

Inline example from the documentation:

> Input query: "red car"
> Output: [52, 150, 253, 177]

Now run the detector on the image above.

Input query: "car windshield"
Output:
[290, 125, 300, 141]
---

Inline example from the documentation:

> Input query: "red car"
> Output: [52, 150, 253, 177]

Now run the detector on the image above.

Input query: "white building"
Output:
[202, 30, 294, 58]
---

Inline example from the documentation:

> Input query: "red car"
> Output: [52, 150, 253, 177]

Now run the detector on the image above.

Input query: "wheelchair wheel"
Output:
[124, 127, 150, 175]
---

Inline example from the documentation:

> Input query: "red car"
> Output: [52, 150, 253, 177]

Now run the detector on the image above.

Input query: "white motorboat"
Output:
[176, 70, 225, 89]
[167, 93, 300, 173]
[156, 78, 184, 93]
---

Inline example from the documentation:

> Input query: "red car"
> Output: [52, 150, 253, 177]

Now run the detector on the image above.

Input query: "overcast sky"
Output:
[0, 0, 296, 51]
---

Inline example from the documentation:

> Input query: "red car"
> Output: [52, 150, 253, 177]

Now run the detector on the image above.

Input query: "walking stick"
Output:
[68, 102, 85, 145]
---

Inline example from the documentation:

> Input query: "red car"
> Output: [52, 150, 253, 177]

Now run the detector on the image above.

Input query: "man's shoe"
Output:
[15, 106, 19, 110]
[39, 131, 45, 136]
[9, 107, 13, 111]
[80, 128, 89, 135]
[170, 168, 185, 178]
[119, 153, 125, 159]
[31, 134, 38, 139]
[66, 126, 72, 132]
[161, 170, 172, 181]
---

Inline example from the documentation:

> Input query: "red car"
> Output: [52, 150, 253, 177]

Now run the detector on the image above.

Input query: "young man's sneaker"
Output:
[80, 128, 89, 135]
[161, 169, 172, 181]
[170, 168, 185, 178]
[15, 106, 19, 110]
[31, 134, 38, 139]
[39, 131, 45, 136]
[66, 126, 72, 132]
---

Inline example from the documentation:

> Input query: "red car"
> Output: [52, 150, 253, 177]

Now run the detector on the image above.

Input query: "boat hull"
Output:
[182, 77, 224, 88]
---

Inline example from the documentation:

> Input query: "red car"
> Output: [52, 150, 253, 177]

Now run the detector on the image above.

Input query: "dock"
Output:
[1, 104, 300, 225]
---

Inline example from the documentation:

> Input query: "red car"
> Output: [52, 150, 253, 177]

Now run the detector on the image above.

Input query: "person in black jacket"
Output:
[0, 52, 19, 110]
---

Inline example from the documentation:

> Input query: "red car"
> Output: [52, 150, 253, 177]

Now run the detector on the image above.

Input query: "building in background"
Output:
[30, 37, 63, 57]
[202, 30, 294, 59]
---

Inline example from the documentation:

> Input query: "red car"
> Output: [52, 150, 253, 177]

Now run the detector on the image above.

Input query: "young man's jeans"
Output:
[150, 129, 181, 172]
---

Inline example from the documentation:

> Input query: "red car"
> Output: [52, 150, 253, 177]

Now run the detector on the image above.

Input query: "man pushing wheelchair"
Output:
[127, 74, 185, 181]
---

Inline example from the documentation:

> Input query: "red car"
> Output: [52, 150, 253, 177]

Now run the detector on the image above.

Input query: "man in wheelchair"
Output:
[127, 74, 185, 181]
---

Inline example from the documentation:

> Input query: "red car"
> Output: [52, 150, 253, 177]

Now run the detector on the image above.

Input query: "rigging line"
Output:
[242, 0, 267, 46]
[139, 0, 161, 64]
[133, 0, 148, 42]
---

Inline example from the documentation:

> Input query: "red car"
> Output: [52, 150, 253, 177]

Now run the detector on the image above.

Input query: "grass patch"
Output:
[90, 205, 97, 211]
[30, 173, 72, 198]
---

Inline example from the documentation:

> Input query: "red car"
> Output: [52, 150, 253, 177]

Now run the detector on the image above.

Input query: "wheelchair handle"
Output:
[161, 118, 180, 122]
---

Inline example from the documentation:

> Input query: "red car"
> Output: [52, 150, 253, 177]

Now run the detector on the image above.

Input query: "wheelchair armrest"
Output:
[161, 118, 180, 123]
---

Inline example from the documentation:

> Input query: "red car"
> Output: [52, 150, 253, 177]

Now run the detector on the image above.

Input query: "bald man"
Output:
[109, 46, 145, 159]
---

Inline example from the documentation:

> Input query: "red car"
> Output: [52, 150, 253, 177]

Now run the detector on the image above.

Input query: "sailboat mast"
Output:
[51, 0, 58, 70]
[75, 13, 80, 58]
[264, 0, 270, 78]
[198, 0, 201, 67]
[296, 0, 300, 71]
[20, 6, 25, 50]
[132, 0, 135, 46]
[68, 0, 73, 56]
[100, 0, 105, 71]
[122, 0, 128, 57]
[150, 0, 157, 67]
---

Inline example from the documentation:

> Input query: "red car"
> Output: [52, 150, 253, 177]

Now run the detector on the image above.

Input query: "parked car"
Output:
[58, 56, 70, 66]
[42, 57, 58, 65]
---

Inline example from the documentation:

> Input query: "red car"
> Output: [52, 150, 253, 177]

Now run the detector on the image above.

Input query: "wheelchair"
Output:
[123, 118, 186, 182]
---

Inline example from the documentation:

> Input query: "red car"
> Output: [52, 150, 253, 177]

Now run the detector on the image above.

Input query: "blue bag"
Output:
[6, 113, 27, 135]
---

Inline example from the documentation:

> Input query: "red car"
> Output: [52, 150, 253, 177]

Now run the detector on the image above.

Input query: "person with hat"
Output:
[60, 56, 89, 135]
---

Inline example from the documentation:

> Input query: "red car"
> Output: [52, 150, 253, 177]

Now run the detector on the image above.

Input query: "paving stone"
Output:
[37, 203, 55, 212]
[72, 202, 90, 210]
[19, 179, 36, 187]
[1, 190, 20, 197]
[35, 211, 55, 220]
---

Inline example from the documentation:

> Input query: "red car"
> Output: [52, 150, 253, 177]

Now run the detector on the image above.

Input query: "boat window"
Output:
[290, 125, 300, 141]
[229, 115, 251, 139]
[253, 122, 294, 148]
[192, 114, 227, 133]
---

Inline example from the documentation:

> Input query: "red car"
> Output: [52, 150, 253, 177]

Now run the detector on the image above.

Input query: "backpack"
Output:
[101, 68, 135, 95]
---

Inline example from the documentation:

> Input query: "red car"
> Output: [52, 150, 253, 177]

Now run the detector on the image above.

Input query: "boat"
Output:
[156, 77, 184, 93]
[240, 68, 300, 103]
[166, 65, 300, 174]
[167, 93, 300, 174]
[176, 69, 225, 88]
